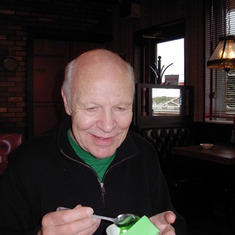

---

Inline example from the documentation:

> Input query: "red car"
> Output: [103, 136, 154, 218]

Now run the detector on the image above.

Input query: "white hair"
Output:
[61, 59, 76, 113]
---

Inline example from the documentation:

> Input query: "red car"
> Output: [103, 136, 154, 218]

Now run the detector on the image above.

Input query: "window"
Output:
[206, 0, 235, 122]
[133, 19, 185, 84]
[152, 88, 181, 116]
[133, 20, 192, 128]
[156, 38, 185, 85]
[227, 73, 235, 110]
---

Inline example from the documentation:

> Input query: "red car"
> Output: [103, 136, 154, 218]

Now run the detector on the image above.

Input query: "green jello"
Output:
[119, 216, 140, 234]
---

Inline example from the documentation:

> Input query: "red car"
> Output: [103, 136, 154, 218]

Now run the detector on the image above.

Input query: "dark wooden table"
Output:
[172, 143, 235, 165]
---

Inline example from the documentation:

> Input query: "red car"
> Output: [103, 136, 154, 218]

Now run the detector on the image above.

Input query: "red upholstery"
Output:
[0, 134, 22, 175]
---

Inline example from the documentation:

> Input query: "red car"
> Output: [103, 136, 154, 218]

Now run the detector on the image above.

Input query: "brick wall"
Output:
[0, 0, 113, 136]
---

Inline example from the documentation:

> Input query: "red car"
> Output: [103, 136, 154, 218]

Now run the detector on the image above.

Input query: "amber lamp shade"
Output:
[207, 35, 235, 72]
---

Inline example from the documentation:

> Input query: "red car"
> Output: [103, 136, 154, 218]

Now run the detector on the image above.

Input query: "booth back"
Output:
[139, 126, 194, 176]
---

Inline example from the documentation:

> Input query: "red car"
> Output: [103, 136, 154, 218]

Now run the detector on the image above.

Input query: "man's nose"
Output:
[97, 110, 116, 132]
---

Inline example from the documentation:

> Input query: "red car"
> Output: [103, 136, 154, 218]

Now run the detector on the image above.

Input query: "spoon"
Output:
[56, 207, 137, 227]
[91, 213, 137, 226]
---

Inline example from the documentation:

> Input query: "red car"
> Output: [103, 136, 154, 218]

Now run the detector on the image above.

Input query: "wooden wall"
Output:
[0, 0, 206, 138]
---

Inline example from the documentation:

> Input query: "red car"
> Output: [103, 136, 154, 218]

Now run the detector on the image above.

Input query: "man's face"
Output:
[64, 61, 134, 159]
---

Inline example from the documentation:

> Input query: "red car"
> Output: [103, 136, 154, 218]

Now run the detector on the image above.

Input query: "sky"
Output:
[152, 88, 180, 98]
[157, 38, 184, 83]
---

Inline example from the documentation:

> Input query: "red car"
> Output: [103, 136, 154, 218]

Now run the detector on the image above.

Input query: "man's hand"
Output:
[150, 211, 176, 235]
[37, 205, 101, 235]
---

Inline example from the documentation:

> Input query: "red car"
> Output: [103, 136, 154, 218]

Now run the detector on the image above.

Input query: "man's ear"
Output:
[61, 88, 71, 115]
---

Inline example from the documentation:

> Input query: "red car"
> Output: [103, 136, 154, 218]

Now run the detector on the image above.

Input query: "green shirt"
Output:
[67, 130, 115, 181]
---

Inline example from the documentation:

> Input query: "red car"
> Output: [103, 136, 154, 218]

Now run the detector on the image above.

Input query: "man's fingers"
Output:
[54, 206, 94, 224]
[41, 205, 100, 235]
[41, 216, 100, 235]
[150, 211, 176, 235]
[150, 211, 173, 225]
[164, 211, 176, 224]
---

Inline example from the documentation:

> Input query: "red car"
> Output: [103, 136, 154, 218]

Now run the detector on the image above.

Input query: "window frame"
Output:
[133, 19, 185, 84]
[133, 19, 194, 129]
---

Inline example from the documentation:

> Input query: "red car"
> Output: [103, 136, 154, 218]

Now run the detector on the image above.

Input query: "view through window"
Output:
[152, 88, 181, 116]
[152, 38, 184, 116]
[226, 8, 235, 117]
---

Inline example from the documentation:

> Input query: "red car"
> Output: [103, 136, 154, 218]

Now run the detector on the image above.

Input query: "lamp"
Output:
[207, 0, 235, 72]
[207, 35, 235, 72]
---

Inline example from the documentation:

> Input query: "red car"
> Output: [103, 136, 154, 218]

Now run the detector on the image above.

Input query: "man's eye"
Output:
[115, 107, 126, 111]
[87, 107, 98, 112]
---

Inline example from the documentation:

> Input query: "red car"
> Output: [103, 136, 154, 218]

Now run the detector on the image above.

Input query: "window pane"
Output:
[156, 38, 184, 85]
[227, 70, 235, 112]
[152, 88, 181, 116]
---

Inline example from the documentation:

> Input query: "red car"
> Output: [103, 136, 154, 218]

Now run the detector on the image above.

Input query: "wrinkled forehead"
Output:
[72, 51, 134, 94]
[74, 50, 129, 76]
[77, 49, 123, 64]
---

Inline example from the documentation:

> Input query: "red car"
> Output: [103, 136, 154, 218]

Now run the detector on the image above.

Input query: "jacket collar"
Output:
[56, 117, 139, 163]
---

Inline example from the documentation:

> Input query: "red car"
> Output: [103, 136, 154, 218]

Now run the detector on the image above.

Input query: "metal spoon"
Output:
[57, 207, 137, 227]
[91, 213, 137, 226]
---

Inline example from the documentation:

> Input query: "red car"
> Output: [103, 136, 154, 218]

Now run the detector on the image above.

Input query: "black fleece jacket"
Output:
[0, 118, 186, 235]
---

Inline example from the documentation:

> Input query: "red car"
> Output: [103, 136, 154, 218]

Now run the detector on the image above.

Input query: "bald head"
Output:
[75, 49, 129, 72]
[62, 49, 135, 113]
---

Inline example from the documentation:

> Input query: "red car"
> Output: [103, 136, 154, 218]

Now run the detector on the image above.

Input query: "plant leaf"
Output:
[160, 63, 173, 79]
[150, 66, 158, 78]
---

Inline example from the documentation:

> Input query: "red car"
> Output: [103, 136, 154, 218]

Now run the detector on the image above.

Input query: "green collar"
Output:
[67, 129, 115, 181]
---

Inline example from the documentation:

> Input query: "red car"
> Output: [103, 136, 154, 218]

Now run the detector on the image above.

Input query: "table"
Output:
[172, 143, 235, 230]
[172, 143, 235, 165]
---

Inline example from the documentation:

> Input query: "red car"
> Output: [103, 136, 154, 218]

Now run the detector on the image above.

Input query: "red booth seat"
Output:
[0, 134, 22, 175]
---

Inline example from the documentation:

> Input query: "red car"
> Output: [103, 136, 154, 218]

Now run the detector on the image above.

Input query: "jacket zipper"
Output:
[99, 154, 136, 203]
[60, 149, 136, 206]
[60, 149, 107, 205]
[100, 182, 106, 204]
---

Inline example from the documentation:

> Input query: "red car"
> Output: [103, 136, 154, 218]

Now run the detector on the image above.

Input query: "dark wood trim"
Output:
[26, 30, 34, 139]
[27, 27, 113, 42]
[135, 83, 194, 130]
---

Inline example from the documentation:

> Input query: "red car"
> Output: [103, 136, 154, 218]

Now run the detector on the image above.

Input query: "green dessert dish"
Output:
[120, 215, 160, 235]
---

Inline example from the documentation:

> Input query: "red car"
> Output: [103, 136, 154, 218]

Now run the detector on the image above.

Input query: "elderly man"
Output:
[0, 49, 186, 235]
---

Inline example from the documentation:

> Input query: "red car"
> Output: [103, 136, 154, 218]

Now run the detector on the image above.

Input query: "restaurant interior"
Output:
[1, 0, 235, 234]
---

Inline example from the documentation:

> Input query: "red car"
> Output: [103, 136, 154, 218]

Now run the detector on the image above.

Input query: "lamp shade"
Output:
[207, 35, 235, 71]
